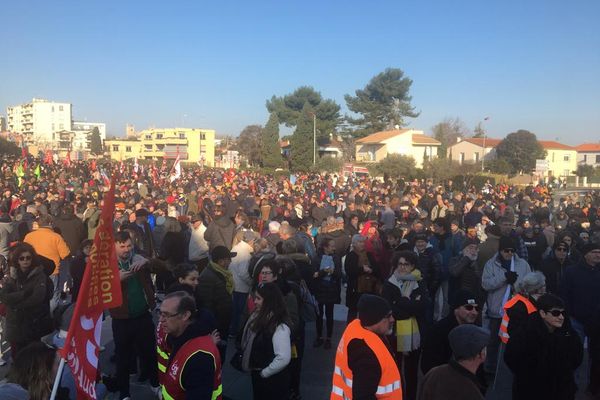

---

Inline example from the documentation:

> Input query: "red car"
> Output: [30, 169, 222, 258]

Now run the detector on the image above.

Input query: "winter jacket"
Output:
[415, 247, 442, 298]
[381, 273, 428, 328]
[109, 255, 155, 320]
[320, 229, 351, 260]
[23, 227, 71, 274]
[188, 224, 209, 262]
[477, 233, 500, 272]
[420, 314, 458, 374]
[229, 241, 254, 293]
[449, 255, 483, 303]
[53, 212, 86, 254]
[504, 313, 583, 400]
[344, 251, 377, 310]
[560, 259, 600, 326]
[539, 253, 574, 295]
[419, 360, 485, 400]
[481, 254, 532, 318]
[204, 216, 235, 251]
[429, 233, 462, 279]
[0, 219, 14, 258]
[311, 253, 342, 304]
[196, 263, 233, 337]
[83, 207, 101, 240]
[0, 266, 53, 344]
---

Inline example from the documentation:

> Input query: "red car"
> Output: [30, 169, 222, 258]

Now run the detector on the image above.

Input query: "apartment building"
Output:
[6, 98, 72, 144]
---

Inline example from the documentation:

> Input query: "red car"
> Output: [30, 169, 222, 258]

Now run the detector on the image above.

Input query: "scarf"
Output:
[210, 261, 234, 295]
[388, 269, 422, 298]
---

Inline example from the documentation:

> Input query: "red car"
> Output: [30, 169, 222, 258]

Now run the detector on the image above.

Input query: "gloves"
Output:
[505, 271, 518, 285]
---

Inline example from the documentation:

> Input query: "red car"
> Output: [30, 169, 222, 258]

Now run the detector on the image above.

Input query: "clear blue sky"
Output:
[1, 0, 599, 144]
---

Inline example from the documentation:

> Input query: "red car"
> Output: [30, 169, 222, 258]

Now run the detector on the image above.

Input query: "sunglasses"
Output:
[19, 256, 32, 261]
[501, 249, 515, 253]
[546, 309, 566, 317]
[463, 304, 478, 311]
[555, 248, 568, 252]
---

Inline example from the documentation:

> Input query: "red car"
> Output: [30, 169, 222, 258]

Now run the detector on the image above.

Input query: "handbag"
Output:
[229, 349, 245, 372]
[357, 274, 381, 294]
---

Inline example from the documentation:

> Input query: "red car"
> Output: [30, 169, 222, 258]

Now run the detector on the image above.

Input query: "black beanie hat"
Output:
[357, 294, 391, 327]
[581, 242, 600, 256]
[498, 236, 516, 252]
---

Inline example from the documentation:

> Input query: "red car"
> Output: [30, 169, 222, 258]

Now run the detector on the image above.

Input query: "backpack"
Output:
[289, 280, 319, 322]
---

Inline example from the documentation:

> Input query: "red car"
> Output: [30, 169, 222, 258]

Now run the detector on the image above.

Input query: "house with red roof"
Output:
[575, 143, 600, 168]
[447, 137, 502, 165]
[355, 128, 441, 168]
[539, 141, 577, 178]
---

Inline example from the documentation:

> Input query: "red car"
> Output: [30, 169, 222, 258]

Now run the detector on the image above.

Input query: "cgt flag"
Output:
[60, 177, 122, 399]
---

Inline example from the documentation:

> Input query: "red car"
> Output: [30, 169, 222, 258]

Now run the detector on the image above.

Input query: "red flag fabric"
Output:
[21, 146, 27, 159]
[45, 150, 53, 165]
[64, 151, 72, 167]
[61, 178, 122, 399]
[90, 159, 97, 171]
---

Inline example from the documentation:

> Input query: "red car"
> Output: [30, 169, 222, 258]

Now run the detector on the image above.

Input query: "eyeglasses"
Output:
[19, 256, 32, 261]
[547, 309, 566, 317]
[462, 304, 479, 311]
[157, 311, 180, 319]
[260, 271, 274, 275]
[501, 249, 515, 253]
[555, 248, 568, 252]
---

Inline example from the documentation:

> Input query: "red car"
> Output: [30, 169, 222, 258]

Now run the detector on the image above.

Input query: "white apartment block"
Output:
[6, 98, 72, 144]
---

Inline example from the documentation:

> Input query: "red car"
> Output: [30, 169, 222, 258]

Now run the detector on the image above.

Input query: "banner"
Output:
[61, 178, 122, 399]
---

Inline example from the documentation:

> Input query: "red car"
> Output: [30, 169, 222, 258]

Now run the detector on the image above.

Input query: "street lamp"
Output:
[309, 112, 316, 165]
[481, 116, 490, 172]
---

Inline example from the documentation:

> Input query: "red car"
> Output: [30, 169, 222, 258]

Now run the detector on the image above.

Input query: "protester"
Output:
[539, 240, 574, 294]
[241, 282, 292, 400]
[419, 324, 489, 400]
[381, 250, 427, 400]
[504, 294, 583, 400]
[344, 234, 376, 323]
[108, 231, 159, 400]
[0, 243, 53, 355]
[159, 291, 223, 400]
[312, 238, 342, 349]
[331, 294, 402, 399]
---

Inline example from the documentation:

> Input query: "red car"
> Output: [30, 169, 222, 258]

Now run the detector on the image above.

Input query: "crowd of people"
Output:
[0, 155, 598, 400]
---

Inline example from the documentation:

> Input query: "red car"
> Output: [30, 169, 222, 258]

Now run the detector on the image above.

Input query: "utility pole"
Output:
[481, 117, 490, 172]
[312, 112, 316, 165]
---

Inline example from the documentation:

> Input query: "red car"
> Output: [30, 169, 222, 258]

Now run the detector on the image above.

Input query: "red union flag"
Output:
[61, 177, 122, 399]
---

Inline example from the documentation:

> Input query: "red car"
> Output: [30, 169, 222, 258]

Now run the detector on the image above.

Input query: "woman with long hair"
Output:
[0, 243, 53, 355]
[5, 341, 60, 400]
[241, 282, 292, 400]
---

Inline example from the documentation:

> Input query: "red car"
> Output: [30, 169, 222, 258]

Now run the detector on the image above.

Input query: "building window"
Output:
[59, 105, 63, 111]
[564, 155, 570, 161]
[583, 155, 587, 162]
[552, 152, 555, 162]
[596, 155, 600, 164]
[126, 146, 132, 152]
[112, 145, 119, 151]
[59, 123, 64, 130]
[179, 133, 185, 139]
[52, 123, 55, 130]
[156, 134, 163, 139]
[201, 133, 206, 140]
[474, 152, 480, 162]
[563, 169, 570, 177]
[146, 135, 152, 139]
[52, 106, 54, 112]
[459, 152, 465, 164]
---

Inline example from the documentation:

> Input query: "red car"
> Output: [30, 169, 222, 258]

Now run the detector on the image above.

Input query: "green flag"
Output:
[34, 164, 41, 179]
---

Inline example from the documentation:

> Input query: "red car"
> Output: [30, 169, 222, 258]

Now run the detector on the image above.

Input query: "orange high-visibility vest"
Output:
[499, 294, 537, 344]
[331, 319, 402, 400]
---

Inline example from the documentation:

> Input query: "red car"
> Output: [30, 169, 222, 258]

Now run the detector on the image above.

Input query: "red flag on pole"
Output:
[60, 178, 122, 399]
[64, 151, 72, 167]
[45, 150, 54, 165]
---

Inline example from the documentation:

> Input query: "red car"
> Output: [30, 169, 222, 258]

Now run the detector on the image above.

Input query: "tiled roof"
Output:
[412, 134, 441, 145]
[462, 137, 502, 147]
[538, 140, 575, 150]
[575, 143, 600, 152]
[356, 129, 411, 144]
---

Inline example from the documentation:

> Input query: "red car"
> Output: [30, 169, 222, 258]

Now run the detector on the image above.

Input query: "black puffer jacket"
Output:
[415, 247, 442, 297]
[0, 266, 53, 345]
[204, 216, 235, 251]
[504, 313, 583, 400]
[311, 253, 342, 304]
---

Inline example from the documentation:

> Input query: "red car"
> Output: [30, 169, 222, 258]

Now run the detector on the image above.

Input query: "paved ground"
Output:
[0, 304, 591, 399]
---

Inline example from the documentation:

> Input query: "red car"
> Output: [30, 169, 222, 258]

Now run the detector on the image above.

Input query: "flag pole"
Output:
[49, 358, 66, 400]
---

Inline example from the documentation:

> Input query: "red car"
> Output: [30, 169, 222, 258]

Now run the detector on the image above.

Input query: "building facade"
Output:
[355, 129, 440, 168]
[447, 138, 502, 164]
[539, 141, 577, 178]
[575, 143, 600, 168]
[105, 127, 215, 166]
[0, 116, 6, 132]
[6, 98, 72, 144]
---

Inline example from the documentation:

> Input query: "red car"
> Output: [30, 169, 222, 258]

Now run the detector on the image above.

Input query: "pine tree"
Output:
[90, 127, 103, 155]
[261, 113, 282, 168]
[290, 104, 315, 171]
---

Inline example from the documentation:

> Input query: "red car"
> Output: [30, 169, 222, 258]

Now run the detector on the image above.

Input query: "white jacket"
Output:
[229, 240, 254, 293]
[188, 224, 209, 261]
[481, 254, 531, 318]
